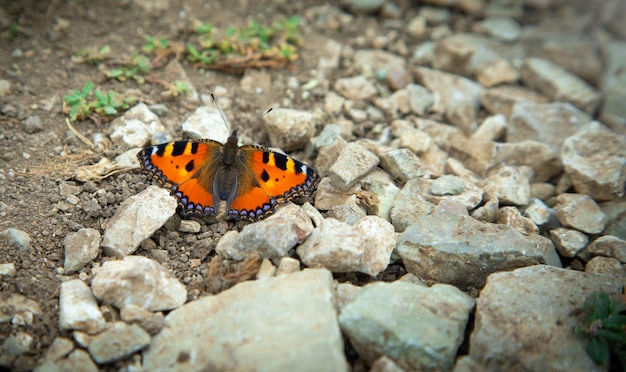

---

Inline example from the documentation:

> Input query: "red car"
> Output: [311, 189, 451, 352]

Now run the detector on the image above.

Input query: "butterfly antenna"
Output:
[210, 92, 231, 134]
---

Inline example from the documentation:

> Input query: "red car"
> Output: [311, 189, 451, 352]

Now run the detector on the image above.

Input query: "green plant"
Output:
[2, 23, 19, 40]
[142, 35, 169, 53]
[63, 81, 136, 122]
[72, 45, 111, 65]
[577, 292, 626, 366]
[105, 52, 151, 84]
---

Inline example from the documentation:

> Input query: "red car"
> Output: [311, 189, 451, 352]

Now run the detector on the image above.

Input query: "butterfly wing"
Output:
[224, 145, 320, 220]
[137, 140, 222, 216]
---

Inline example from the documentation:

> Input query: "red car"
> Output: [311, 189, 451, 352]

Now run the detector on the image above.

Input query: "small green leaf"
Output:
[103, 106, 117, 115]
[81, 81, 94, 98]
[587, 338, 609, 365]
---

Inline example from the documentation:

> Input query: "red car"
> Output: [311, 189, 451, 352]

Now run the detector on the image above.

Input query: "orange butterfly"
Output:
[137, 129, 320, 221]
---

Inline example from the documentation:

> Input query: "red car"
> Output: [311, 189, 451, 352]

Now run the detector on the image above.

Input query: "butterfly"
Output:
[137, 129, 320, 222]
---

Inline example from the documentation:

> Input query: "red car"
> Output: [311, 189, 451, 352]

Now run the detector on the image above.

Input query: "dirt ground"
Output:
[0, 0, 410, 369]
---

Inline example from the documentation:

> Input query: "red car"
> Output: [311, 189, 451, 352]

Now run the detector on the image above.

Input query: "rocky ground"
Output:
[1, 0, 625, 371]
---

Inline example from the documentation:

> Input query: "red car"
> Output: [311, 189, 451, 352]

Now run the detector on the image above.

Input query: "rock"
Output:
[216, 203, 314, 261]
[58, 279, 105, 334]
[587, 235, 626, 263]
[389, 179, 435, 232]
[497, 206, 539, 235]
[472, 16, 521, 42]
[0, 294, 41, 324]
[471, 114, 506, 141]
[109, 103, 165, 148]
[341, 0, 384, 14]
[0, 228, 32, 252]
[412, 66, 483, 135]
[314, 177, 362, 213]
[2, 332, 33, 357]
[315, 135, 348, 176]
[334, 76, 377, 101]
[420, 176, 483, 210]
[181, 106, 230, 143]
[35, 349, 98, 372]
[508, 101, 591, 153]
[378, 149, 423, 182]
[263, 108, 316, 151]
[353, 49, 406, 74]
[329, 142, 379, 190]
[475, 58, 519, 87]
[23, 115, 43, 134]
[240, 69, 271, 94]
[101, 186, 177, 257]
[339, 281, 474, 371]
[584, 257, 625, 284]
[360, 170, 401, 221]
[561, 122, 626, 201]
[390, 121, 432, 154]
[397, 211, 561, 290]
[406, 15, 427, 37]
[480, 85, 548, 118]
[370, 356, 406, 372]
[530, 183, 556, 201]
[483, 165, 533, 206]
[178, 219, 201, 233]
[276, 256, 301, 275]
[324, 92, 346, 115]
[0, 79, 10, 96]
[555, 193, 608, 234]
[549, 227, 588, 258]
[471, 197, 499, 223]
[64, 228, 101, 273]
[142, 269, 347, 371]
[598, 41, 626, 134]
[120, 305, 165, 335]
[520, 58, 600, 114]
[450, 138, 561, 183]
[523, 198, 552, 226]
[297, 216, 395, 276]
[88, 322, 151, 364]
[463, 265, 622, 371]
[385, 64, 413, 91]
[159, 59, 199, 103]
[39, 337, 74, 364]
[91, 256, 186, 312]
[315, 36, 342, 76]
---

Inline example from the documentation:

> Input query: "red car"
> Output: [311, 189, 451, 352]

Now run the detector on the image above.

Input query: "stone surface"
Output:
[378, 148, 423, 182]
[397, 211, 561, 290]
[508, 101, 591, 153]
[120, 305, 165, 335]
[216, 204, 314, 261]
[263, 108, 316, 151]
[58, 279, 105, 334]
[497, 206, 539, 235]
[0, 228, 32, 252]
[520, 57, 600, 114]
[91, 256, 187, 312]
[471, 114, 506, 141]
[329, 142, 379, 190]
[34, 349, 98, 372]
[389, 179, 435, 232]
[587, 235, 626, 263]
[109, 103, 165, 148]
[555, 193, 608, 234]
[101, 186, 177, 257]
[464, 265, 622, 371]
[339, 281, 474, 371]
[63, 228, 101, 273]
[0, 294, 41, 324]
[561, 122, 626, 201]
[480, 85, 548, 118]
[334, 76, 377, 101]
[297, 216, 395, 276]
[88, 322, 151, 364]
[181, 106, 230, 142]
[483, 165, 532, 206]
[472, 16, 521, 42]
[549, 227, 588, 258]
[523, 198, 552, 227]
[142, 269, 347, 371]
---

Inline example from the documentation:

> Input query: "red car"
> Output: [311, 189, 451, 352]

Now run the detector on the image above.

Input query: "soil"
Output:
[0, 0, 409, 369]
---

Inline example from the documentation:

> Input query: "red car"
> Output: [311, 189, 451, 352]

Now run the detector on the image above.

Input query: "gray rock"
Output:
[23, 115, 43, 134]
[353, 49, 406, 74]
[1, 228, 32, 252]
[329, 142, 379, 190]
[471, 197, 499, 223]
[64, 228, 101, 273]
[360, 169, 401, 221]
[520, 58, 600, 114]
[58, 279, 105, 334]
[181, 106, 230, 143]
[508, 101, 591, 153]
[389, 179, 435, 232]
[34, 349, 98, 372]
[523, 198, 552, 226]
[2, 332, 33, 357]
[91, 256, 187, 312]
[0, 79, 10, 96]
[297, 216, 395, 276]
[429, 175, 465, 196]
[334, 76, 377, 101]
[378, 149, 423, 182]
[397, 211, 561, 290]
[471, 114, 506, 141]
[463, 265, 622, 371]
[0, 263, 16, 277]
[555, 193, 608, 234]
[421, 176, 483, 210]
[561, 121, 626, 201]
[406, 84, 434, 116]
[584, 256, 625, 284]
[339, 281, 474, 371]
[0, 294, 41, 324]
[390, 121, 432, 154]
[120, 305, 165, 335]
[483, 165, 533, 206]
[216, 203, 314, 261]
[178, 219, 201, 233]
[497, 206, 539, 235]
[599, 41, 626, 134]
[480, 84, 548, 118]
[142, 269, 348, 371]
[531, 36, 603, 86]
[101, 186, 177, 257]
[109, 103, 165, 148]
[587, 235, 626, 263]
[39, 337, 74, 364]
[472, 16, 521, 42]
[88, 322, 150, 364]
[549, 227, 588, 258]
[341, 0, 384, 14]
[412, 66, 483, 135]
[263, 108, 316, 151]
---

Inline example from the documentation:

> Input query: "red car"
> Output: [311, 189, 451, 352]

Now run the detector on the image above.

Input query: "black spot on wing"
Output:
[262, 151, 270, 164]
[172, 142, 188, 156]
[155, 144, 166, 157]
[261, 169, 270, 183]
[185, 160, 194, 172]
[190, 142, 199, 154]
[274, 153, 288, 171]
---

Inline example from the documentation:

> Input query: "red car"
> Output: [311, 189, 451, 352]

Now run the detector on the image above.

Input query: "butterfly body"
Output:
[137, 130, 320, 221]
